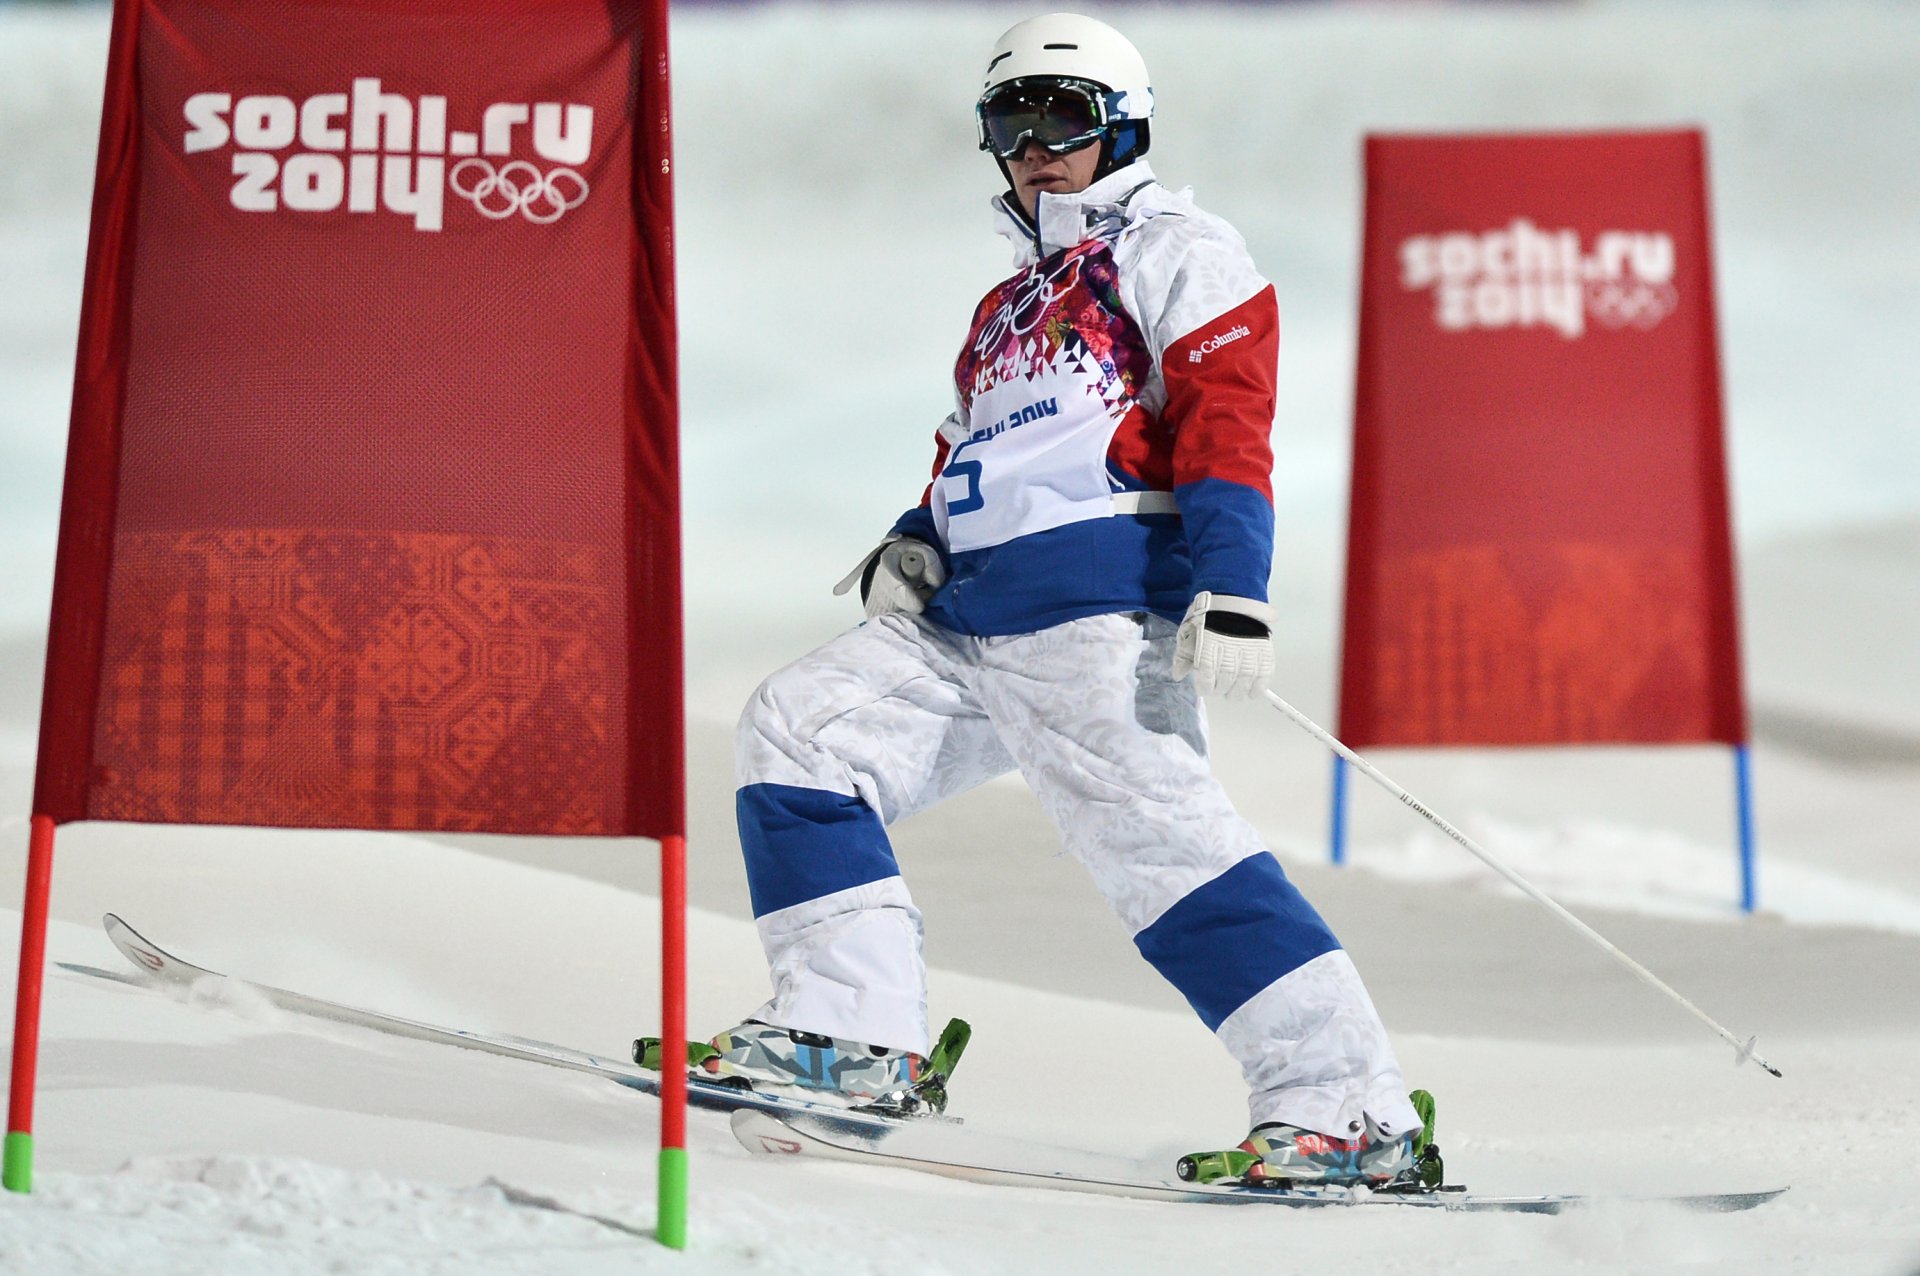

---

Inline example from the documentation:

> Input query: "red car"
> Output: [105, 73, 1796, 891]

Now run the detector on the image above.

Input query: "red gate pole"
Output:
[657, 832, 687, 1247]
[637, 0, 687, 1249]
[5, 815, 58, 1193]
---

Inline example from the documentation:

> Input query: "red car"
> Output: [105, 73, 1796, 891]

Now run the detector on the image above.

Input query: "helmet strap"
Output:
[994, 154, 1040, 236]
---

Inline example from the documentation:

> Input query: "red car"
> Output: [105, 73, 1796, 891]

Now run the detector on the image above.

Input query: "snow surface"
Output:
[4, 1, 1920, 1272]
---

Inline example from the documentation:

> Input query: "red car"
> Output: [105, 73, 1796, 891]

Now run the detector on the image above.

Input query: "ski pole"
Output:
[1262, 689, 1783, 1078]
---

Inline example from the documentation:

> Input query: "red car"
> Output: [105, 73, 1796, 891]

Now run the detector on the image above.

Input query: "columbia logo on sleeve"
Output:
[1188, 324, 1253, 362]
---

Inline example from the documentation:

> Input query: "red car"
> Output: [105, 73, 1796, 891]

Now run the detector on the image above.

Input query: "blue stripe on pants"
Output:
[737, 782, 901, 918]
[1132, 853, 1342, 1031]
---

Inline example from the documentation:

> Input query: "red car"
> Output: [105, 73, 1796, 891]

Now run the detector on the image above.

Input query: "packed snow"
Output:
[4, 2, 1920, 1272]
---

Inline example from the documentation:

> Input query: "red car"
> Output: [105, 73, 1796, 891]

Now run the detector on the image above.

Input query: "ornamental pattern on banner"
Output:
[1360, 544, 1714, 746]
[87, 530, 624, 834]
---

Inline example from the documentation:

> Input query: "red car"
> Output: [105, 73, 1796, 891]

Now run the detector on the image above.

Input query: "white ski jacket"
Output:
[890, 160, 1280, 636]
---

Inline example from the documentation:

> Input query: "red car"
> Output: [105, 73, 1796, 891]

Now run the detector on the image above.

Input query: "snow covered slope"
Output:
[4, 831, 1915, 1275]
[3, 2, 1920, 1272]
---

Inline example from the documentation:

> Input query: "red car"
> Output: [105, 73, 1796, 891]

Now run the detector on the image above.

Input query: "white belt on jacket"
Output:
[1110, 491, 1179, 516]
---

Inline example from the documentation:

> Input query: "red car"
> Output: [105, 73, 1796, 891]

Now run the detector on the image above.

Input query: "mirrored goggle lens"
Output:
[980, 87, 1107, 158]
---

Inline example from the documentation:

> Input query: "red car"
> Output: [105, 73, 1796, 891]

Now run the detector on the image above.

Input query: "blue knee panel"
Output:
[737, 782, 901, 918]
[1132, 852, 1342, 1031]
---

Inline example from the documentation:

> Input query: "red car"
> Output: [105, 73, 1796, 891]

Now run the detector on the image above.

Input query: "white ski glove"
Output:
[832, 536, 947, 619]
[1171, 591, 1276, 700]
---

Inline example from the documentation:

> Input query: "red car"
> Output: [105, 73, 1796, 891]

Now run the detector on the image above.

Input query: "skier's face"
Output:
[1007, 136, 1102, 220]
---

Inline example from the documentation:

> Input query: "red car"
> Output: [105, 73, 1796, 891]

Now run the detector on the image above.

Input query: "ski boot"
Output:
[1177, 1088, 1447, 1192]
[635, 1017, 970, 1117]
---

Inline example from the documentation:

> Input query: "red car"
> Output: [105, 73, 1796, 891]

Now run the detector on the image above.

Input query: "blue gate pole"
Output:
[1734, 744, 1757, 913]
[1330, 754, 1350, 866]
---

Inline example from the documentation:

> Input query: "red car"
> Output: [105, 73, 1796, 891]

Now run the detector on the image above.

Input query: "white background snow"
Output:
[3, 1, 1919, 1272]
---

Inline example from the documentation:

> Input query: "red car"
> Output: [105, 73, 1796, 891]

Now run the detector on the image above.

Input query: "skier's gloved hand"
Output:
[832, 536, 946, 619]
[1172, 591, 1276, 700]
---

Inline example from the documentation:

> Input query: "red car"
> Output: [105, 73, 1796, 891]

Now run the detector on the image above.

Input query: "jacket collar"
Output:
[991, 159, 1161, 262]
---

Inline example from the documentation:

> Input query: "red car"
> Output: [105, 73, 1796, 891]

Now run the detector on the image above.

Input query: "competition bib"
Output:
[935, 240, 1153, 553]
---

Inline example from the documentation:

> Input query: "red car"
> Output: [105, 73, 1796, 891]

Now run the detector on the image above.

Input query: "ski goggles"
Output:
[976, 79, 1115, 159]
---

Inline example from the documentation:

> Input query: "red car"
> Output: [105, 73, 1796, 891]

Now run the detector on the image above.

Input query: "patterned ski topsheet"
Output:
[733, 1111, 1789, 1214]
[80, 914, 946, 1140]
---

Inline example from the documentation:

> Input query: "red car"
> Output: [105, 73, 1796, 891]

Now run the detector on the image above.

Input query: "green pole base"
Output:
[656, 1145, 688, 1250]
[3, 1131, 33, 1193]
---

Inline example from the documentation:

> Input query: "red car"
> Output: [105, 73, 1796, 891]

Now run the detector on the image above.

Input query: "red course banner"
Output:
[36, 0, 682, 838]
[1339, 131, 1744, 749]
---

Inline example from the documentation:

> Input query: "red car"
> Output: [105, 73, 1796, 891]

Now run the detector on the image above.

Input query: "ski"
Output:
[62, 913, 945, 1139]
[72, 914, 1790, 1215]
[732, 1111, 1788, 1214]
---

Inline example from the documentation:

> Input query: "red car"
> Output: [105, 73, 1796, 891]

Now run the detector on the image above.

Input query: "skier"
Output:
[706, 12, 1421, 1185]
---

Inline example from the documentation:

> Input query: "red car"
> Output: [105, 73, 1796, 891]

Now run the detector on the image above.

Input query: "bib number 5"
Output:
[940, 444, 985, 516]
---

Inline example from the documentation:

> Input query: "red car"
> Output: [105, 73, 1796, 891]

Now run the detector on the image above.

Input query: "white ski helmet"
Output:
[976, 13, 1154, 176]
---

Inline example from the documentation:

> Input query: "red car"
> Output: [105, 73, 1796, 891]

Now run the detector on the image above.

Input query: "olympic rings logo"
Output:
[449, 158, 590, 224]
[1585, 280, 1678, 330]
[972, 251, 1088, 358]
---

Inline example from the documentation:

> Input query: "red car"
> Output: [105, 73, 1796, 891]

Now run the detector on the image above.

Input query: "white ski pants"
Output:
[734, 610, 1419, 1138]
